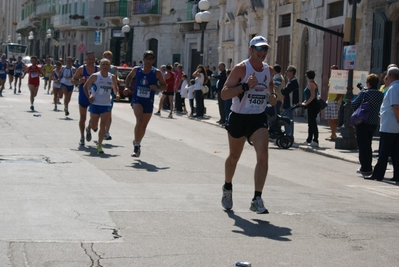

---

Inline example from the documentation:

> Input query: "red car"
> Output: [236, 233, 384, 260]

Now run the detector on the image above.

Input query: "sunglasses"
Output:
[145, 57, 155, 60]
[252, 46, 269, 52]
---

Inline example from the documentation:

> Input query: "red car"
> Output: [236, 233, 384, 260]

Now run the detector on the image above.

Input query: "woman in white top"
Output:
[83, 58, 120, 154]
[192, 65, 208, 117]
[179, 74, 188, 114]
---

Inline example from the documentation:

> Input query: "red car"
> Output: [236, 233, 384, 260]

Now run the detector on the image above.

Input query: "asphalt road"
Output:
[0, 81, 398, 267]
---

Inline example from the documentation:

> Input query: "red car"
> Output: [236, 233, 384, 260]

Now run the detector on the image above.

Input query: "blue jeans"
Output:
[224, 98, 232, 122]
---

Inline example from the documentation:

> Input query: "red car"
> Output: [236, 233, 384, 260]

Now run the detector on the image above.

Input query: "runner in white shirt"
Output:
[220, 36, 277, 214]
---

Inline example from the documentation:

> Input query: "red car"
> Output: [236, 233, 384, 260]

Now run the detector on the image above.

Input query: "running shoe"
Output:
[131, 145, 141, 157]
[310, 141, 319, 147]
[79, 137, 85, 146]
[64, 108, 69, 116]
[85, 127, 92, 142]
[250, 196, 269, 214]
[105, 132, 112, 140]
[53, 105, 57, 111]
[13, 89, 16, 94]
[221, 186, 233, 210]
[97, 144, 104, 154]
[154, 111, 160, 116]
[0, 91, 3, 97]
[18, 89, 21, 93]
[30, 105, 34, 111]
[168, 113, 173, 119]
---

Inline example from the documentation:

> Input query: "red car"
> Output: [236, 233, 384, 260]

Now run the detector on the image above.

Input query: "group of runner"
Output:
[0, 54, 26, 97]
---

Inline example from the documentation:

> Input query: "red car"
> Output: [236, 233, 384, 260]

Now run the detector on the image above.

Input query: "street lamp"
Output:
[195, 0, 211, 65]
[28, 31, 34, 56]
[7, 35, 11, 43]
[17, 33, 21, 44]
[46, 29, 52, 57]
[121, 17, 131, 65]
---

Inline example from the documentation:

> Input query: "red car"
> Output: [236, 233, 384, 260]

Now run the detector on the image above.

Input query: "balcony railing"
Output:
[36, 3, 56, 16]
[103, 0, 160, 18]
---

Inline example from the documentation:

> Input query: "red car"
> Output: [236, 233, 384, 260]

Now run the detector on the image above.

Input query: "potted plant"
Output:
[94, 15, 101, 20]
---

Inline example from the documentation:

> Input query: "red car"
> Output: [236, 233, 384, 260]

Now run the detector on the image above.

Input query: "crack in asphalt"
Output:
[81, 243, 103, 267]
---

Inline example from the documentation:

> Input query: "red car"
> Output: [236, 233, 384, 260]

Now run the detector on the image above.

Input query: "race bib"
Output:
[31, 72, 38, 78]
[137, 87, 151, 98]
[99, 88, 108, 95]
[245, 94, 266, 109]
[15, 69, 22, 74]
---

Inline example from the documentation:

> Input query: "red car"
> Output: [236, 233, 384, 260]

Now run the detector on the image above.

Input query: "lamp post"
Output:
[121, 17, 131, 65]
[336, 0, 361, 150]
[17, 33, 21, 44]
[28, 31, 34, 56]
[7, 35, 11, 43]
[46, 29, 52, 58]
[195, 0, 211, 65]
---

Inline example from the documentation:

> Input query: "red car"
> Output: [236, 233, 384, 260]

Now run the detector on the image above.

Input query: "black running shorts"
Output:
[225, 112, 268, 139]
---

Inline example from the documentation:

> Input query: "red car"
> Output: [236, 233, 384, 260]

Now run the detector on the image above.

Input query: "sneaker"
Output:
[85, 127, 92, 142]
[53, 105, 57, 111]
[18, 89, 21, 93]
[310, 141, 319, 147]
[79, 137, 85, 146]
[168, 113, 173, 119]
[131, 145, 141, 157]
[13, 89, 16, 94]
[30, 105, 34, 111]
[0, 91, 3, 97]
[57, 100, 61, 104]
[154, 111, 160, 116]
[105, 132, 112, 140]
[221, 186, 233, 210]
[97, 144, 104, 154]
[64, 108, 69, 116]
[250, 196, 269, 214]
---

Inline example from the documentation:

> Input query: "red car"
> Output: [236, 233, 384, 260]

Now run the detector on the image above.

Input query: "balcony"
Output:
[104, 0, 161, 24]
[36, 3, 56, 17]
[52, 14, 73, 29]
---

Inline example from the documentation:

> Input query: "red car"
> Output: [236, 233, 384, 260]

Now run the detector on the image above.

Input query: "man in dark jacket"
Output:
[281, 65, 299, 138]
[213, 62, 227, 124]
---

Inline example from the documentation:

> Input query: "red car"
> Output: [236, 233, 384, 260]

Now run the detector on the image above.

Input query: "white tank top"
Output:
[90, 72, 113, 106]
[230, 59, 271, 114]
[60, 67, 74, 86]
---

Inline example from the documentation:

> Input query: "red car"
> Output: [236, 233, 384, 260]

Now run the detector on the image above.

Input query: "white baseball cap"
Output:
[249, 36, 270, 47]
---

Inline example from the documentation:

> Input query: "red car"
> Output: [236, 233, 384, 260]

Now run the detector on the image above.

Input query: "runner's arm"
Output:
[111, 75, 120, 101]
[221, 63, 246, 100]
[124, 67, 137, 90]
[83, 75, 97, 101]
[71, 66, 83, 85]
[154, 70, 166, 91]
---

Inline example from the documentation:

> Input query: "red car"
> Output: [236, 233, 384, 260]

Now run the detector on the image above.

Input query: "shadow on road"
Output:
[226, 211, 292, 241]
[129, 159, 170, 172]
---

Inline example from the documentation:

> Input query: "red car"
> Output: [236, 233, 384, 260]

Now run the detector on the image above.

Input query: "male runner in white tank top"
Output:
[220, 36, 277, 214]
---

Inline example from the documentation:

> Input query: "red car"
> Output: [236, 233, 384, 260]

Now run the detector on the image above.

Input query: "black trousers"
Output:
[194, 90, 204, 116]
[217, 90, 225, 122]
[355, 123, 377, 172]
[372, 132, 399, 180]
[306, 107, 319, 143]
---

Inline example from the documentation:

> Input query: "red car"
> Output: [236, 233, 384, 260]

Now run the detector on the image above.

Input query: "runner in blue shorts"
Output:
[102, 51, 119, 141]
[72, 51, 98, 146]
[60, 57, 76, 116]
[13, 56, 25, 94]
[0, 54, 8, 97]
[124, 50, 166, 157]
[83, 58, 120, 154]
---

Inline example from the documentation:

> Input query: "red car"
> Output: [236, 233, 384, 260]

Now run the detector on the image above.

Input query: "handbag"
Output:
[349, 93, 370, 127]
[201, 85, 209, 94]
[317, 97, 327, 110]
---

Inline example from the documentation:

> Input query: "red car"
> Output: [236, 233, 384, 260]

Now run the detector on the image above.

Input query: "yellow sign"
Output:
[54, 41, 59, 47]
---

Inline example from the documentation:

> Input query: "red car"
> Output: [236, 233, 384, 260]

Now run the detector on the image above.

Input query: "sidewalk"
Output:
[194, 98, 380, 167]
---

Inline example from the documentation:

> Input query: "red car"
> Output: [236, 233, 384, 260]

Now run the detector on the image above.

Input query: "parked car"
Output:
[115, 66, 135, 102]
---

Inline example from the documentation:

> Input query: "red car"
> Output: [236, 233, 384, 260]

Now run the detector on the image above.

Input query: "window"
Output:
[280, 13, 291, 28]
[74, 2, 77, 14]
[328, 1, 344, 19]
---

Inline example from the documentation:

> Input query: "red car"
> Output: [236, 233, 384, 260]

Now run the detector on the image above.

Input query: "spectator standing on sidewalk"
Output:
[272, 64, 285, 115]
[186, 79, 195, 117]
[325, 65, 342, 141]
[221, 35, 277, 214]
[223, 69, 232, 122]
[155, 64, 175, 118]
[351, 74, 384, 176]
[192, 65, 207, 118]
[281, 65, 299, 137]
[213, 62, 227, 124]
[210, 66, 217, 99]
[174, 64, 184, 113]
[365, 67, 399, 182]
[205, 65, 212, 99]
[302, 70, 320, 147]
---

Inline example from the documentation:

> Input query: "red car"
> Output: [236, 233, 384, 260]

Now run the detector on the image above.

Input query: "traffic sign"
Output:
[343, 45, 356, 70]
[78, 43, 86, 54]
[329, 69, 368, 95]
[54, 41, 59, 47]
